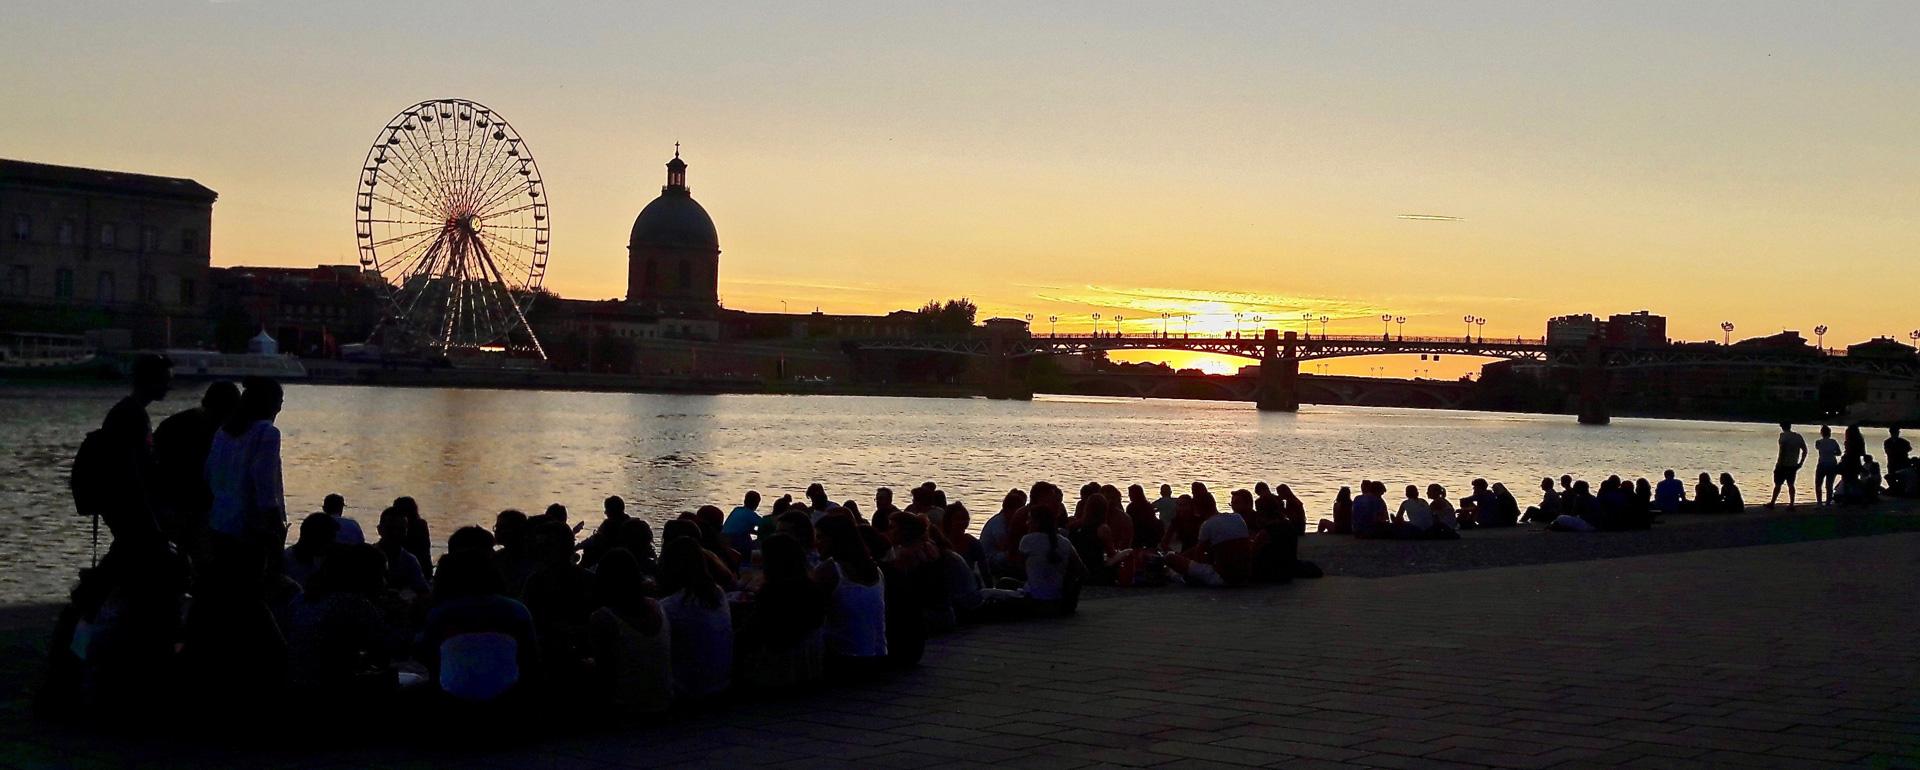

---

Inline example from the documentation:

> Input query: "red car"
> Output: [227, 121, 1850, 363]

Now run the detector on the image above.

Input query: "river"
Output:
[0, 382, 1787, 604]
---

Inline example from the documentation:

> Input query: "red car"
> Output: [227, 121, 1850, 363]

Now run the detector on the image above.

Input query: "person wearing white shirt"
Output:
[205, 378, 287, 566]
[1395, 485, 1432, 531]
[322, 493, 365, 544]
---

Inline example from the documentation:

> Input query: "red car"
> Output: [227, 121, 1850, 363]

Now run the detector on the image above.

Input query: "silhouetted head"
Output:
[604, 496, 625, 517]
[875, 487, 893, 508]
[893, 511, 928, 545]
[1253, 482, 1272, 498]
[1336, 486, 1352, 504]
[1664, 469, 1676, 480]
[660, 536, 721, 606]
[1405, 485, 1420, 500]
[447, 525, 495, 555]
[806, 483, 828, 506]
[1821, 425, 1832, 437]
[1574, 481, 1590, 494]
[393, 496, 420, 518]
[1472, 478, 1488, 491]
[1227, 489, 1252, 514]
[1160, 483, 1173, 497]
[1719, 472, 1736, 487]
[695, 505, 725, 533]
[223, 377, 282, 435]
[1541, 477, 1554, 491]
[1427, 484, 1446, 500]
[292, 512, 338, 562]
[593, 548, 648, 614]
[432, 550, 504, 604]
[201, 380, 239, 418]
[542, 502, 568, 523]
[758, 534, 809, 585]
[493, 509, 527, 549]
[1128, 484, 1147, 504]
[1560, 475, 1573, 488]
[616, 518, 655, 560]
[1001, 488, 1027, 514]
[1698, 472, 1712, 484]
[129, 354, 173, 402]
[661, 518, 700, 549]
[776, 510, 813, 548]
[316, 542, 386, 597]
[742, 490, 760, 509]
[323, 493, 345, 515]
[1892, 427, 1903, 438]
[1780, 422, 1792, 432]
[376, 506, 408, 543]
[942, 503, 970, 542]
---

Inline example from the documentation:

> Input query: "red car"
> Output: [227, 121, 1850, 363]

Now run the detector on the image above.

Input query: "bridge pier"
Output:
[1256, 329, 1300, 412]
[1577, 343, 1610, 425]
[984, 321, 1033, 401]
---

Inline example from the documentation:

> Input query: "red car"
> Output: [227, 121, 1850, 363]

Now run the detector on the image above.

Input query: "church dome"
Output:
[628, 192, 718, 251]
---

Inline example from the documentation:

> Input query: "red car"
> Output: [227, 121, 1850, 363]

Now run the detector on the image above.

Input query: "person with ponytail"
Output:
[1015, 488, 1085, 615]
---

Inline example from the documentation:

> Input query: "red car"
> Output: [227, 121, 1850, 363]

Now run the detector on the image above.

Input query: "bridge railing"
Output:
[1033, 332, 1551, 346]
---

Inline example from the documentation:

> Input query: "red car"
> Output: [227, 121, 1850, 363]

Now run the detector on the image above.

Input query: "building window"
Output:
[96, 272, 115, 304]
[54, 268, 74, 299]
[6, 266, 26, 296]
[11, 214, 29, 241]
[141, 226, 159, 253]
[678, 259, 692, 291]
[179, 277, 196, 306]
[99, 224, 116, 247]
[57, 219, 74, 245]
[181, 229, 199, 254]
[139, 274, 158, 303]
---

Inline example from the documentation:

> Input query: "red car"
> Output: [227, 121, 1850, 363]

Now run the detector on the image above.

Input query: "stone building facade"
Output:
[0, 159, 217, 347]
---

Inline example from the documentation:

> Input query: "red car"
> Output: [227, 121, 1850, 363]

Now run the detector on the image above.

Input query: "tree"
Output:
[914, 298, 978, 334]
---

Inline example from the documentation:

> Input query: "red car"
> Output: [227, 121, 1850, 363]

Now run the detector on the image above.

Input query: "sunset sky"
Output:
[4, 2, 1915, 377]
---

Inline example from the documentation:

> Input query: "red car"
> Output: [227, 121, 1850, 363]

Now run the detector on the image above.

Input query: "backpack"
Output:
[69, 428, 128, 517]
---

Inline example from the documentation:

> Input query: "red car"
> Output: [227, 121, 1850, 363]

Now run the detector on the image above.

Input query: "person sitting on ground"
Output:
[1170, 489, 1254, 586]
[659, 518, 736, 592]
[979, 489, 1021, 580]
[1067, 493, 1116, 585]
[1275, 484, 1307, 535]
[1484, 483, 1521, 527]
[1655, 470, 1687, 515]
[1014, 505, 1086, 612]
[1548, 481, 1601, 532]
[283, 512, 339, 588]
[1154, 483, 1179, 526]
[1592, 476, 1636, 530]
[1099, 484, 1134, 554]
[374, 507, 429, 598]
[1319, 486, 1355, 534]
[321, 493, 364, 545]
[656, 536, 733, 700]
[1522, 477, 1561, 525]
[1459, 479, 1496, 529]
[1159, 494, 1204, 552]
[1250, 497, 1299, 584]
[1884, 427, 1912, 476]
[737, 534, 825, 689]
[871, 487, 901, 532]
[1885, 458, 1920, 498]
[419, 550, 539, 704]
[1633, 478, 1654, 521]
[586, 548, 671, 712]
[1352, 481, 1392, 538]
[1425, 484, 1460, 539]
[721, 491, 762, 561]
[446, 525, 495, 556]
[1559, 474, 1575, 498]
[522, 518, 596, 687]
[1394, 484, 1433, 537]
[282, 542, 400, 702]
[492, 509, 538, 596]
[813, 514, 888, 671]
[391, 496, 433, 580]
[1718, 473, 1744, 512]
[1692, 473, 1722, 512]
[805, 483, 832, 523]
[577, 495, 631, 569]
[1125, 484, 1163, 550]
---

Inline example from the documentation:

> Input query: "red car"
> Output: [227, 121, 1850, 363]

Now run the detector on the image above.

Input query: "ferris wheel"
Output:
[355, 98, 549, 358]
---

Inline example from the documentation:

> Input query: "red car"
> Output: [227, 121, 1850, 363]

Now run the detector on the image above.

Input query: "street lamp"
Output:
[1114, 315, 1125, 337]
[1161, 312, 1170, 337]
[1813, 324, 1827, 350]
[1319, 315, 1329, 338]
[1380, 313, 1393, 339]
[1048, 315, 1058, 336]
[1233, 312, 1244, 337]
[1183, 314, 1192, 337]
[1396, 316, 1407, 341]
[1721, 321, 1735, 345]
[1252, 315, 1263, 335]
[1476, 316, 1486, 343]
[1300, 311, 1313, 338]
[1023, 313, 1034, 331]
[1092, 312, 1102, 336]
[1909, 329, 1919, 348]
[1463, 314, 1475, 341]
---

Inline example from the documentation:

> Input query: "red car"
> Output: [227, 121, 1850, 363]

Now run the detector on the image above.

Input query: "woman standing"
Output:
[205, 377, 285, 576]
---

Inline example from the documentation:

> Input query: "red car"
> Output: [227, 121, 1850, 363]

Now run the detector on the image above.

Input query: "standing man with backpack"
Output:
[153, 380, 240, 558]
[74, 355, 173, 558]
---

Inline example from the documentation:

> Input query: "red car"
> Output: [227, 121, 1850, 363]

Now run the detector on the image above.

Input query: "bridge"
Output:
[1049, 371, 1475, 409]
[848, 328, 1920, 424]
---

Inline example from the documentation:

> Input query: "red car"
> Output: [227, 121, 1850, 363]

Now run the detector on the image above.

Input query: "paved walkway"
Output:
[5, 520, 1919, 769]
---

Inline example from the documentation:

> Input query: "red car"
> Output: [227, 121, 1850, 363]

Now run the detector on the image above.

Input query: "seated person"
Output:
[1350, 482, 1391, 538]
[1654, 470, 1687, 514]
[1521, 477, 1562, 525]
[1718, 473, 1745, 512]
[1481, 483, 1521, 528]
[1458, 479, 1496, 529]
[1170, 490, 1253, 586]
[419, 551, 540, 703]
[1690, 473, 1722, 512]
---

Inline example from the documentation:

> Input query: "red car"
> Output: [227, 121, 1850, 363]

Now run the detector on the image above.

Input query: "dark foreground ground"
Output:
[3, 503, 1918, 769]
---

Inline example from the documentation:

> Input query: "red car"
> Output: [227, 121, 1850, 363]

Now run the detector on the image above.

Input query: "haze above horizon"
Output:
[3, 1, 1914, 372]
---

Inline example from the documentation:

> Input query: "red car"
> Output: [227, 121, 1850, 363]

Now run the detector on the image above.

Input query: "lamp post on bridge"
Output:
[1396, 316, 1407, 341]
[1300, 311, 1313, 339]
[1319, 315, 1329, 338]
[1476, 316, 1486, 344]
[1091, 313, 1101, 337]
[1234, 312, 1244, 338]
[1114, 315, 1125, 337]
[1183, 314, 1192, 338]
[1380, 314, 1393, 340]
[1463, 314, 1475, 342]
[1161, 312, 1170, 338]
[1252, 315, 1263, 336]
[1721, 321, 1735, 346]
[1909, 330, 1919, 349]
[1024, 313, 1034, 333]
[1048, 315, 1058, 337]
[1814, 324, 1827, 351]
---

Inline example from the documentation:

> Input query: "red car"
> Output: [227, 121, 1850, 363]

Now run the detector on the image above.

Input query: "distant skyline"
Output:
[4, 1, 1916, 377]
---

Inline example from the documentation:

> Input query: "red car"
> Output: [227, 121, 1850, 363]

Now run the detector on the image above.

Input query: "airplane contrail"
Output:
[1398, 214, 1464, 221]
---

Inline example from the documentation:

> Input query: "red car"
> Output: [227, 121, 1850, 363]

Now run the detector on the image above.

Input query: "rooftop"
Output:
[0, 158, 218, 203]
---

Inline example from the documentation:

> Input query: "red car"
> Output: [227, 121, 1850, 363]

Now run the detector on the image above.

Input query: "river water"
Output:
[0, 383, 1785, 604]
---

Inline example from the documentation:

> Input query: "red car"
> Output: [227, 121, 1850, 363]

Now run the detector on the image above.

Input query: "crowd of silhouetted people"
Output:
[39, 356, 1918, 732]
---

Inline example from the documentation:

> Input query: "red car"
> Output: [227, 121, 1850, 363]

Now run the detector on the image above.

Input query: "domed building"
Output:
[625, 147, 720, 315]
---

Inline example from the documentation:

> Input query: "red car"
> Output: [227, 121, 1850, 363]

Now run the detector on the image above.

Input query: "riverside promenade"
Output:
[3, 506, 1918, 769]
